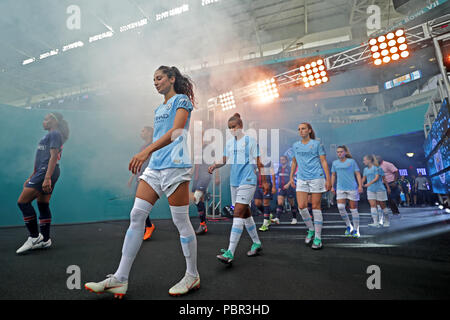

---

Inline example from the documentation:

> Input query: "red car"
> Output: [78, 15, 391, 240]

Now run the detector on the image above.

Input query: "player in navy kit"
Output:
[256, 156, 276, 232]
[16, 112, 69, 254]
[192, 158, 213, 235]
[85, 66, 200, 298]
[275, 155, 299, 225]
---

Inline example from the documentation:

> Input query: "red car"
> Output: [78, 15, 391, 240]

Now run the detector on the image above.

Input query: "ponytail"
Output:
[50, 112, 69, 143]
[157, 66, 195, 106]
[364, 154, 379, 166]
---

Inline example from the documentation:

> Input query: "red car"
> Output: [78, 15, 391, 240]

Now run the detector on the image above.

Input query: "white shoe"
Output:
[383, 220, 390, 227]
[169, 272, 200, 296]
[368, 222, 381, 228]
[271, 217, 280, 225]
[85, 275, 128, 299]
[16, 234, 43, 254]
[33, 238, 52, 250]
[291, 218, 297, 225]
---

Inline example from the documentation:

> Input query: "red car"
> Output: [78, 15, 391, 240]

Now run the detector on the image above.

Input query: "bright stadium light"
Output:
[119, 19, 148, 32]
[62, 41, 84, 52]
[257, 78, 279, 102]
[39, 49, 59, 60]
[369, 29, 409, 66]
[299, 58, 329, 88]
[22, 57, 36, 66]
[219, 91, 236, 111]
[89, 31, 114, 43]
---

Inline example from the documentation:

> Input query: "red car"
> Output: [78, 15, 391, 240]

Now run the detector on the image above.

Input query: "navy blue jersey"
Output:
[277, 165, 291, 188]
[34, 130, 63, 171]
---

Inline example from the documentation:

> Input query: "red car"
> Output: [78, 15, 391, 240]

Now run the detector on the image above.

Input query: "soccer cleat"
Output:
[16, 233, 44, 254]
[84, 274, 128, 299]
[271, 217, 280, 225]
[344, 226, 353, 237]
[32, 238, 52, 250]
[195, 222, 208, 235]
[259, 219, 270, 232]
[143, 225, 155, 240]
[168, 272, 200, 296]
[247, 242, 262, 257]
[311, 238, 323, 250]
[305, 230, 315, 245]
[291, 218, 298, 225]
[368, 222, 381, 228]
[217, 249, 234, 264]
[351, 229, 360, 238]
[383, 219, 390, 227]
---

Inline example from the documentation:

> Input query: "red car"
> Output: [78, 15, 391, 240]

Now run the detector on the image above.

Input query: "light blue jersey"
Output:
[148, 94, 194, 170]
[225, 135, 259, 187]
[331, 158, 360, 191]
[363, 166, 386, 192]
[292, 139, 326, 180]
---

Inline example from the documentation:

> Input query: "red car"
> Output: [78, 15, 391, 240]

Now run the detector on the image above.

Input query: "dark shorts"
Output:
[277, 186, 296, 198]
[26, 165, 60, 194]
[191, 178, 211, 193]
[254, 184, 273, 200]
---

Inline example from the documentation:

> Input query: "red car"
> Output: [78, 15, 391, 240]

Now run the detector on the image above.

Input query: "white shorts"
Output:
[336, 190, 360, 201]
[367, 190, 388, 201]
[139, 167, 191, 198]
[230, 185, 257, 206]
[296, 178, 326, 193]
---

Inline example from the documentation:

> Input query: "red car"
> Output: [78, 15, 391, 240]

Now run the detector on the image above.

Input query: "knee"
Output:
[337, 203, 346, 211]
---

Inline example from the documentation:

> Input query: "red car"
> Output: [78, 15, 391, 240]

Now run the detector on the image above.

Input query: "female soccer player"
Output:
[16, 112, 69, 254]
[128, 126, 155, 240]
[331, 146, 363, 238]
[288, 123, 331, 250]
[85, 66, 199, 298]
[275, 155, 299, 225]
[362, 155, 390, 228]
[208, 113, 269, 265]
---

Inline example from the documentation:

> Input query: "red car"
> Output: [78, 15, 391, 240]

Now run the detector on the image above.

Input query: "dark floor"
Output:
[1, 206, 450, 300]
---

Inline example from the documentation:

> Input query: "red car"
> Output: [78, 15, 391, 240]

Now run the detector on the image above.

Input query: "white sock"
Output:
[350, 208, 360, 232]
[114, 198, 152, 282]
[370, 207, 378, 224]
[312, 209, 323, 240]
[299, 208, 314, 231]
[337, 203, 352, 228]
[170, 205, 198, 278]
[244, 216, 261, 244]
[383, 208, 389, 223]
[228, 218, 244, 255]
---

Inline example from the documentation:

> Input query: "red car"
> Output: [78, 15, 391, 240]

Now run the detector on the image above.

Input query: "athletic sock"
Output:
[337, 203, 352, 228]
[18, 202, 39, 238]
[350, 208, 360, 232]
[114, 198, 152, 282]
[228, 218, 244, 255]
[276, 205, 283, 219]
[37, 202, 52, 241]
[291, 205, 299, 219]
[299, 208, 314, 231]
[244, 216, 261, 244]
[263, 205, 271, 221]
[196, 200, 206, 224]
[171, 205, 198, 278]
[145, 216, 152, 228]
[370, 207, 378, 224]
[312, 209, 323, 240]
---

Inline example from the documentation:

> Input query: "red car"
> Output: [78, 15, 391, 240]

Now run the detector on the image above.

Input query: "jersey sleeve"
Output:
[378, 167, 385, 176]
[175, 95, 194, 113]
[353, 159, 360, 172]
[331, 161, 336, 173]
[318, 142, 326, 156]
[49, 131, 63, 150]
[363, 168, 367, 177]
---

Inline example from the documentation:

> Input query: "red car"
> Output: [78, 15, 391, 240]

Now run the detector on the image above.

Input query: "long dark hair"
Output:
[300, 122, 316, 139]
[157, 66, 195, 105]
[50, 112, 69, 143]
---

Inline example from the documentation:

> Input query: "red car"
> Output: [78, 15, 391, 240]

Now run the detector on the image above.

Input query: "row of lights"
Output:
[299, 59, 328, 88]
[257, 78, 279, 102]
[369, 29, 409, 66]
[219, 91, 236, 111]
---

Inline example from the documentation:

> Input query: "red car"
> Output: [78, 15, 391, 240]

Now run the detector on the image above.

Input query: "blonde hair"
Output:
[364, 154, 379, 166]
